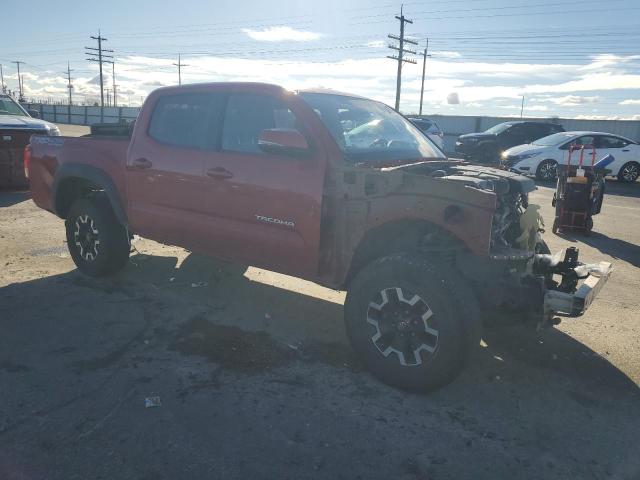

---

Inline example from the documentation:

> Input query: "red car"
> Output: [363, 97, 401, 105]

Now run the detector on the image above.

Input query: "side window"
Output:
[597, 136, 628, 149]
[222, 93, 299, 154]
[148, 93, 222, 149]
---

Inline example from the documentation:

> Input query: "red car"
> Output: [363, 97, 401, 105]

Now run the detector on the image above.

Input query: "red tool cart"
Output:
[551, 144, 607, 235]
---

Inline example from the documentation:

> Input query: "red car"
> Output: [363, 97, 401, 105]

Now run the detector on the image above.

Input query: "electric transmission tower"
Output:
[387, 6, 417, 112]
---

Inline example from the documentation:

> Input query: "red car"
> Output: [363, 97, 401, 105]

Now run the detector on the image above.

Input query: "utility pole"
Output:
[419, 39, 431, 116]
[0, 64, 5, 93]
[12, 61, 25, 101]
[85, 30, 113, 119]
[112, 62, 117, 107]
[520, 95, 525, 118]
[173, 54, 189, 85]
[387, 6, 417, 112]
[105, 88, 111, 107]
[65, 62, 74, 122]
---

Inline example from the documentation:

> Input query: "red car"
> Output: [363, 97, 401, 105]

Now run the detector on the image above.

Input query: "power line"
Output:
[419, 39, 430, 116]
[387, 6, 417, 111]
[173, 54, 189, 85]
[85, 30, 113, 110]
[11, 61, 25, 101]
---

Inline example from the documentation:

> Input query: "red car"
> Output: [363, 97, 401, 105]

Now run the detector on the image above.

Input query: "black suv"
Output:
[455, 121, 564, 164]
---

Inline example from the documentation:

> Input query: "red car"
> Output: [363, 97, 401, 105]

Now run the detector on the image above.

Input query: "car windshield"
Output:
[0, 96, 28, 116]
[484, 123, 513, 134]
[532, 132, 577, 146]
[299, 92, 444, 164]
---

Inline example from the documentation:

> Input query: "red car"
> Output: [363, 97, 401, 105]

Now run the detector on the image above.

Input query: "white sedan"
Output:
[501, 131, 640, 182]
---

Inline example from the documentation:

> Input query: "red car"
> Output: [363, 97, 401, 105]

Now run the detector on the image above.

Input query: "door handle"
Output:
[132, 157, 153, 169]
[622, 149, 630, 152]
[207, 166, 233, 179]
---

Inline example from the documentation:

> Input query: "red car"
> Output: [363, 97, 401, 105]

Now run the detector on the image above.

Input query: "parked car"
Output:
[26, 83, 611, 392]
[502, 131, 640, 182]
[406, 117, 445, 150]
[0, 94, 59, 188]
[455, 121, 565, 164]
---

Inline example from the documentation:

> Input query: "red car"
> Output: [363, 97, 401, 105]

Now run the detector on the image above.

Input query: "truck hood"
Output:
[0, 114, 55, 132]
[385, 160, 536, 194]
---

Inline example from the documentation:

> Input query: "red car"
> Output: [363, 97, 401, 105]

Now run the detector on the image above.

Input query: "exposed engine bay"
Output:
[398, 161, 537, 252]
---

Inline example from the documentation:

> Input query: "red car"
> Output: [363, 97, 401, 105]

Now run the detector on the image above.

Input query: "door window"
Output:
[148, 93, 225, 150]
[222, 93, 299, 154]
[596, 136, 628, 149]
[562, 135, 596, 150]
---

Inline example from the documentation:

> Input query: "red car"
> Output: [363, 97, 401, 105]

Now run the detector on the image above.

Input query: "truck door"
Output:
[201, 91, 327, 278]
[125, 92, 225, 250]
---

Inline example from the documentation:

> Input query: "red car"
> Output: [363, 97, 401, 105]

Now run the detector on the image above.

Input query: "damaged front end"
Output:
[438, 164, 613, 327]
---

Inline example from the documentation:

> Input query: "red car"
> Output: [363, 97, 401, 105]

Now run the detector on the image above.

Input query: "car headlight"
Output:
[501, 151, 509, 159]
[47, 126, 60, 136]
[517, 152, 539, 160]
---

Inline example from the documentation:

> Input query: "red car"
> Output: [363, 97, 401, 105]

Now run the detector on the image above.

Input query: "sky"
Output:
[1, 0, 639, 119]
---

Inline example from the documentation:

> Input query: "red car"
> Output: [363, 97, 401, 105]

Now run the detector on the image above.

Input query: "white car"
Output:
[501, 131, 640, 182]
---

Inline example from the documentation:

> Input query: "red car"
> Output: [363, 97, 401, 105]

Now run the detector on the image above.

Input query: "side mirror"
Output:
[258, 128, 310, 157]
[28, 109, 40, 118]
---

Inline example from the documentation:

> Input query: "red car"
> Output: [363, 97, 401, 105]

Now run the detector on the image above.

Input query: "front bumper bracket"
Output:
[543, 261, 613, 317]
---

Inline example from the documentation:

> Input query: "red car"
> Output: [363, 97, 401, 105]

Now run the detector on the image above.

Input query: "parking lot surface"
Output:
[1, 124, 639, 479]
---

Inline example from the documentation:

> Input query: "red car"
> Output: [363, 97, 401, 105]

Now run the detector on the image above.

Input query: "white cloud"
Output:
[242, 26, 321, 42]
[433, 51, 461, 59]
[366, 40, 386, 48]
[547, 95, 600, 106]
[526, 105, 549, 111]
[620, 99, 640, 105]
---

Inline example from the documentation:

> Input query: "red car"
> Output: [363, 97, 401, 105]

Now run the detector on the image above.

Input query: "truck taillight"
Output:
[23, 145, 31, 180]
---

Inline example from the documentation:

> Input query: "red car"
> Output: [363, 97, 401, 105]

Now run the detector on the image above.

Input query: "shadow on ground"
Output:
[1, 252, 639, 479]
[0, 189, 31, 207]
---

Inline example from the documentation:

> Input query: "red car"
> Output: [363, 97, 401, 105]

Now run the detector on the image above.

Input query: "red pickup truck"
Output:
[27, 83, 612, 391]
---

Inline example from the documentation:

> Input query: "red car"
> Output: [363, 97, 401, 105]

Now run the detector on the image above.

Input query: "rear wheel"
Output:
[536, 159, 558, 182]
[617, 162, 639, 183]
[65, 196, 130, 277]
[344, 253, 481, 392]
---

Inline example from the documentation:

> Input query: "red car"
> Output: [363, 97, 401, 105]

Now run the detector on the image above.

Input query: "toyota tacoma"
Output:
[27, 83, 612, 391]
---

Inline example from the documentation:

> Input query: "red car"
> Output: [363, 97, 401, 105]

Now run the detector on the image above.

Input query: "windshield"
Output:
[300, 93, 444, 164]
[484, 123, 513, 135]
[0, 96, 28, 116]
[532, 132, 578, 146]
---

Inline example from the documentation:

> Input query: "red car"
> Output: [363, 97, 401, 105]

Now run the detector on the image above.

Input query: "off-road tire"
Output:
[617, 161, 639, 183]
[65, 196, 130, 277]
[536, 159, 558, 182]
[344, 253, 481, 392]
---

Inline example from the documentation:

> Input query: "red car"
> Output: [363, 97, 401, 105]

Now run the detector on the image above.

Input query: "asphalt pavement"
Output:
[0, 123, 638, 480]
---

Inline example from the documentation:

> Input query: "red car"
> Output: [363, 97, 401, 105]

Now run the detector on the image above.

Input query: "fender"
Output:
[52, 163, 128, 226]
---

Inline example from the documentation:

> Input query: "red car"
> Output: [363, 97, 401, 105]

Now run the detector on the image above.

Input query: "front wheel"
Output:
[344, 254, 481, 392]
[536, 159, 558, 182]
[617, 162, 639, 183]
[65, 196, 130, 277]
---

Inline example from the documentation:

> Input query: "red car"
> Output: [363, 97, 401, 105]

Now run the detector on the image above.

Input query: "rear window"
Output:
[148, 93, 224, 149]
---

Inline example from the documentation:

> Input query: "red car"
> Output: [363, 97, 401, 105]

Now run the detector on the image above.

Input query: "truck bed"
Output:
[29, 135, 131, 215]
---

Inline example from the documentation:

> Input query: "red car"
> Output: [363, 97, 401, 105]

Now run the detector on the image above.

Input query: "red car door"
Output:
[126, 91, 223, 251]
[201, 87, 328, 278]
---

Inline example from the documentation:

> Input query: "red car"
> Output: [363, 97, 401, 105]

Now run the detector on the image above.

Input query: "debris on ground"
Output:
[191, 282, 208, 288]
[144, 396, 162, 408]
